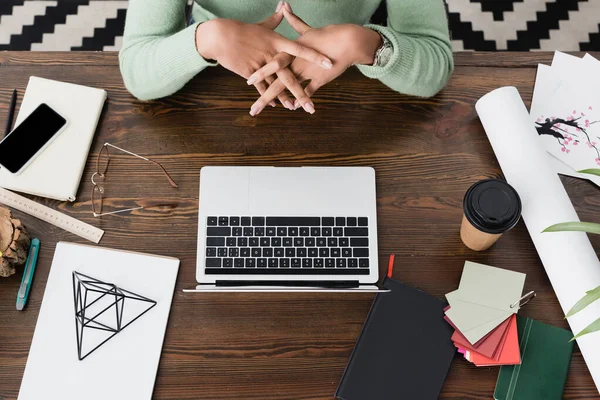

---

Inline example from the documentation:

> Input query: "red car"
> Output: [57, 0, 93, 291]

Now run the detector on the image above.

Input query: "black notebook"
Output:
[335, 277, 455, 400]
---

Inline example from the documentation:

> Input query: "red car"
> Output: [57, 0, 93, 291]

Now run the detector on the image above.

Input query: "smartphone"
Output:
[0, 103, 68, 174]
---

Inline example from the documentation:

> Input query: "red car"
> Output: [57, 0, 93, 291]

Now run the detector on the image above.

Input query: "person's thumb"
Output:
[257, 1, 284, 30]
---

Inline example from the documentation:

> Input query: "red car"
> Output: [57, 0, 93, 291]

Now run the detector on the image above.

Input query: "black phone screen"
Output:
[0, 103, 67, 173]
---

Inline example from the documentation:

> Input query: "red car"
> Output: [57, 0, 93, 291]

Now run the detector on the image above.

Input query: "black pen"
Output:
[4, 89, 17, 138]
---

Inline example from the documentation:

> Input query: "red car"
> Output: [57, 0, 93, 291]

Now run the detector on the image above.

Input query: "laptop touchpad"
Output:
[248, 168, 328, 215]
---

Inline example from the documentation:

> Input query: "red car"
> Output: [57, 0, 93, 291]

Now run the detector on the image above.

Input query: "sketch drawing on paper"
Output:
[535, 106, 600, 166]
[72, 271, 157, 361]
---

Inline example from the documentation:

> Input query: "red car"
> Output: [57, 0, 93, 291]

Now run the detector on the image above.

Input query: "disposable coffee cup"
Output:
[460, 179, 522, 251]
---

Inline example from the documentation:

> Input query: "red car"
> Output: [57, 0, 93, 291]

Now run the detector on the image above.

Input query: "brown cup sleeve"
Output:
[460, 214, 502, 251]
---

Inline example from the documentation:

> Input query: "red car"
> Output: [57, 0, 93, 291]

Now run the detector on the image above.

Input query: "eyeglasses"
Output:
[91, 142, 178, 217]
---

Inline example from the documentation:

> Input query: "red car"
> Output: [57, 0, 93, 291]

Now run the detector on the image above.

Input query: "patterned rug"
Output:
[0, 0, 599, 51]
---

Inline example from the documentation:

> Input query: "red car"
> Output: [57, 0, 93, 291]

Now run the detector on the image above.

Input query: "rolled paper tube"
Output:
[476, 86, 600, 393]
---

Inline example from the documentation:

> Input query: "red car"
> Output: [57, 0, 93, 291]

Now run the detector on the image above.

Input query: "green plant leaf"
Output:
[578, 169, 600, 177]
[571, 316, 600, 341]
[565, 286, 600, 318]
[543, 222, 600, 235]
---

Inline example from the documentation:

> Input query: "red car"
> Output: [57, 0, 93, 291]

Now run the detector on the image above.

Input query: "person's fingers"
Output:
[250, 74, 305, 116]
[265, 75, 295, 110]
[250, 72, 315, 116]
[276, 39, 332, 70]
[254, 81, 277, 107]
[282, 7, 312, 35]
[275, 68, 314, 113]
[250, 78, 287, 116]
[247, 53, 294, 85]
[257, 1, 284, 30]
[304, 80, 322, 98]
[293, 80, 323, 110]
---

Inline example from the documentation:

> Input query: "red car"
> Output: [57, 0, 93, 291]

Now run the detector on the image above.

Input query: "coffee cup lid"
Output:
[463, 179, 522, 234]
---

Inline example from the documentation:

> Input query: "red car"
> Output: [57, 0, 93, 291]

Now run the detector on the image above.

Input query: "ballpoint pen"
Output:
[16, 238, 40, 311]
[4, 89, 17, 138]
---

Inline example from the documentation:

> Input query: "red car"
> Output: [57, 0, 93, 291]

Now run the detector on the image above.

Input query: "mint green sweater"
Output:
[119, 0, 453, 101]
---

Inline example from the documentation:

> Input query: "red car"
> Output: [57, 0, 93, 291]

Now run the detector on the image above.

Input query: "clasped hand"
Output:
[195, 1, 381, 116]
[247, 7, 382, 116]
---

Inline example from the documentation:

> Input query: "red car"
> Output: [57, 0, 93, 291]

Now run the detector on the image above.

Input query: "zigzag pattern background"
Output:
[0, 0, 598, 51]
[0, 0, 127, 51]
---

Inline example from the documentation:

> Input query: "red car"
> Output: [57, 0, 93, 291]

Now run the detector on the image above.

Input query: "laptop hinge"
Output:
[215, 280, 361, 289]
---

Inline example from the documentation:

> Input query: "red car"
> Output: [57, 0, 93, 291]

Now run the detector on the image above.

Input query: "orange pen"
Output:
[387, 254, 395, 278]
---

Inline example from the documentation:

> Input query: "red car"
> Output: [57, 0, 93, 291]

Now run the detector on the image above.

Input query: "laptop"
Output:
[185, 166, 383, 292]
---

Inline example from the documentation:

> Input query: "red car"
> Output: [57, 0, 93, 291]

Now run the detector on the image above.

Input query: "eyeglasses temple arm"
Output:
[150, 160, 179, 188]
[104, 143, 178, 188]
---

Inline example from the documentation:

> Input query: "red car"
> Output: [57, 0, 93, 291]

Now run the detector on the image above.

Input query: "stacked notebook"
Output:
[0, 77, 106, 201]
[444, 262, 526, 366]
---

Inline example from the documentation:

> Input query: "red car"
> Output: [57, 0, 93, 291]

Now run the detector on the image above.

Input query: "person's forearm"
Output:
[357, 0, 453, 97]
[120, 23, 216, 100]
[119, 0, 216, 101]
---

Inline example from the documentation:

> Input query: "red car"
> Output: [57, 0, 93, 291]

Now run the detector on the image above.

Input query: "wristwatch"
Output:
[373, 33, 393, 68]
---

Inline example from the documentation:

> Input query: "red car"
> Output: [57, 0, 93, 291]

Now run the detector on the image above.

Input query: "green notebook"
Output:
[494, 316, 574, 400]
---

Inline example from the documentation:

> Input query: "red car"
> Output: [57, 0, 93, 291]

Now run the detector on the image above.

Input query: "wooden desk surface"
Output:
[0, 51, 599, 400]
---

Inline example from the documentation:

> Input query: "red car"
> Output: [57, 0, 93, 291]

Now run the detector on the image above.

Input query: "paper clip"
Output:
[510, 290, 536, 309]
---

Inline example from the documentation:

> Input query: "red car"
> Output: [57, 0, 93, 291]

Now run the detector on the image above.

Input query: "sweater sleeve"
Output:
[119, 0, 217, 100]
[356, 0, 454, 98]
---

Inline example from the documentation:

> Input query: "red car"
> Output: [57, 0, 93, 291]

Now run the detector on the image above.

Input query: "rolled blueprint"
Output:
[476, 86, 600, 393]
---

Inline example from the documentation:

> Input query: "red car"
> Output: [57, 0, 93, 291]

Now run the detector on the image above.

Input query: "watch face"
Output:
[378, 48, 392, 67]
[375, 37, 393, 67]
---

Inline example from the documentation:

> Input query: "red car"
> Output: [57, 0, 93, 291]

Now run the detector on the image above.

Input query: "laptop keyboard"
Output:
[204, 216, 370, 275]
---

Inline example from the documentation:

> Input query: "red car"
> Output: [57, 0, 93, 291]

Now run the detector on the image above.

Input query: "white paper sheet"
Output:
[531, 60, 600, 186]
[584, 53, 600, 69]
[552, 51, 585, 73]
[553, 52, 600, 84]
[476, 86, 600, 394]
[531, 90, 600, 175]
[18, 242, 180, 400]
[531, 64, 590, 182]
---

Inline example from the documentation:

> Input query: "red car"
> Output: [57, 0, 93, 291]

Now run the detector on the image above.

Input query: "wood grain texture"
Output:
[1, 51, 600, 400]
[0, 51, 585, 67]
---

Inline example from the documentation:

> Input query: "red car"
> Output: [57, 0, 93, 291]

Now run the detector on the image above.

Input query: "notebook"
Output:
[494, 316, 574, 400]
[0, 77, 107, 201]
[18, 242, 179, 400]
[335, 277, 455, 400]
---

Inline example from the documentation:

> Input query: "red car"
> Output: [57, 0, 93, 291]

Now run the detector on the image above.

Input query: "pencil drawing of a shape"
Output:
[72, 271, 157, 361]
